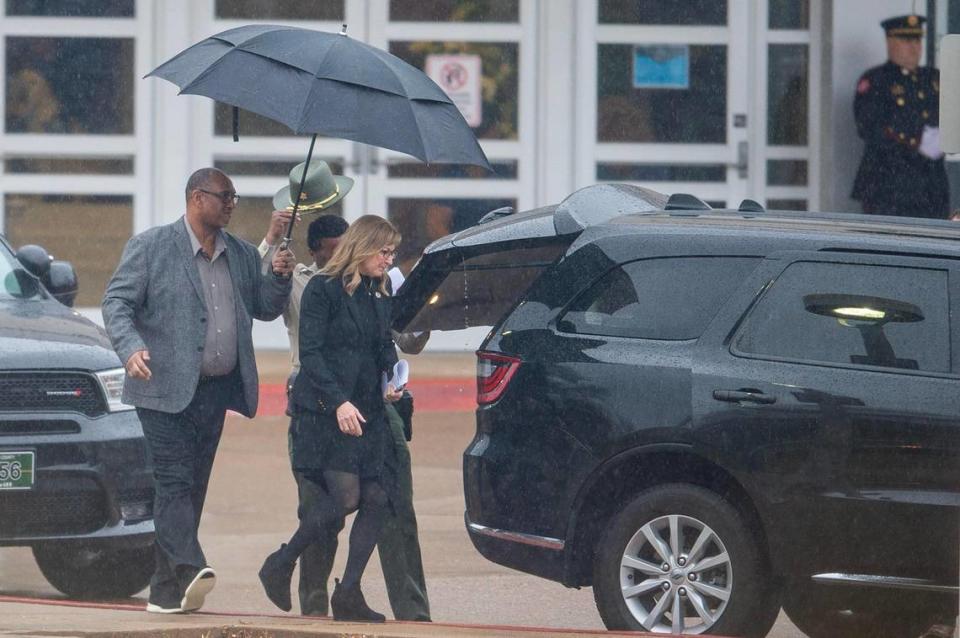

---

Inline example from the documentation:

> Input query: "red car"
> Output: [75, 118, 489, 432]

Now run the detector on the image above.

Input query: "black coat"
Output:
[291, 274, 398, 417]
[851, 61, 949, 218]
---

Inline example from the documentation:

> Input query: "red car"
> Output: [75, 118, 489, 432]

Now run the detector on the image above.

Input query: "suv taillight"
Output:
[476, 351, 521, 405]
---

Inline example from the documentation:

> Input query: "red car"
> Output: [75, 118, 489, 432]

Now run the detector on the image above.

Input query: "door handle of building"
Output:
[712, 389, 776, 404]
[732, 141, 748, 179]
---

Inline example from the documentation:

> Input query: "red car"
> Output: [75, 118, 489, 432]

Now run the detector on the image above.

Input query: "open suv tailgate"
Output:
[392, 184, 667, 333]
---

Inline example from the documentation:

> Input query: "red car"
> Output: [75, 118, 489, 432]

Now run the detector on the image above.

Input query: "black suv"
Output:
[396, 185, 959, 638]
[0, 235, 154, 599]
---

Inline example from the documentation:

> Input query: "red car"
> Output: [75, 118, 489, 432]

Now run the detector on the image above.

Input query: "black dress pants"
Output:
[136, 373, 235, 598]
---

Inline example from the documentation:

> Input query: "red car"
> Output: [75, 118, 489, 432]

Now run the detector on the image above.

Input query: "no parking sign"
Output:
[426, 54, 482, 127]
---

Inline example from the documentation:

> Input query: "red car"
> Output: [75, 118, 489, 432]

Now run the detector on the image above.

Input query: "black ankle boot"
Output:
[330, 578, 385, 622]
[258, 545, 295, 612]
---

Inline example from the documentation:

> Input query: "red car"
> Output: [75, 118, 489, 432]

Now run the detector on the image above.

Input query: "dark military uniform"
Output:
[851, 18, 949, 218]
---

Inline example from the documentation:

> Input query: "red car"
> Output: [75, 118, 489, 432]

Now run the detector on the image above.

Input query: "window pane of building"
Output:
[599, 0, 726, 25]
[390, 0, 518, 22]
[5, 157, 134, 174]
[388, 197, 515, 275]
[768, 44, 808, 146]
[387, 160, 516, 179]
[215, 0, 343, 20]
[5, 0, 133, 16]
[598, 44, 726, 143]
[214, 105, 300, 138]
[390, 41, 518, 140]
[767, 199, 808, 210]
[597, 162, 726, 182]
[769, 0, 809, 30]
[5, 37, 134, 134]
[214, 158, 343, 178]
[3, 194, 132, 307]
[766, 160, 807, 186]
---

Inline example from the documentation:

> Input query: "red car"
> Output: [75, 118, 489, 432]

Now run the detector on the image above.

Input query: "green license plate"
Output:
[0, 451, 35, 490]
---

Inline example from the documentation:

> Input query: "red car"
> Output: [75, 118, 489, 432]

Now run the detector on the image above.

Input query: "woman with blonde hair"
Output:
[259, 215, 403, 622]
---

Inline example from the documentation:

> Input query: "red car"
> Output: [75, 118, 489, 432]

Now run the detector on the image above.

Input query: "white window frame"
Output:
[0, 0, 154, 322]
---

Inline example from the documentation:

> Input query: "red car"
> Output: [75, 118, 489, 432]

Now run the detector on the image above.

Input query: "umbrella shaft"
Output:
[285, 134, 318, 243]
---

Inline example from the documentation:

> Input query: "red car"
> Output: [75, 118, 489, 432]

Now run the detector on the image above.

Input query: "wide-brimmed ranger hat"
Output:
[273, 160, 353, 212]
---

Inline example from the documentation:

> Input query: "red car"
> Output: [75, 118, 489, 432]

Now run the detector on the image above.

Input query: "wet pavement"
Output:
[0, 351, 812, 637]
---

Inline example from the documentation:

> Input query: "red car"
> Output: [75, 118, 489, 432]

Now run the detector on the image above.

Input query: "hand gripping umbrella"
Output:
[147, 23, 492, 242]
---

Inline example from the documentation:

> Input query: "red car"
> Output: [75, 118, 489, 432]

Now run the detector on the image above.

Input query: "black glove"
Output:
[395, 390, 414, 441]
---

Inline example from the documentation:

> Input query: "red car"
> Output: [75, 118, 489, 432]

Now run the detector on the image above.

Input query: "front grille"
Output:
[0, 477, 106, 536]
[0, 373, 107, 417]
[0, 420, 81, 436]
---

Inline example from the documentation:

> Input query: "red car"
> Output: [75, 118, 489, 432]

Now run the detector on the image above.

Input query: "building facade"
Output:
[0, 0, 953, 349]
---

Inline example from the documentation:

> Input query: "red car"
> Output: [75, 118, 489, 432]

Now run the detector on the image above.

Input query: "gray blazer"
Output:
[102, 217, 290, 416]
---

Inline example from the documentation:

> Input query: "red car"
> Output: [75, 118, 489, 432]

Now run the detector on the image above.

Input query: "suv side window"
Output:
[558, 257, 759, 340]
[734, 261, 950, 373]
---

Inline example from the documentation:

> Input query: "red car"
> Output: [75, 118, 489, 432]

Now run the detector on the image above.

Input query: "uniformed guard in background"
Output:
[852, 14, 950, 218]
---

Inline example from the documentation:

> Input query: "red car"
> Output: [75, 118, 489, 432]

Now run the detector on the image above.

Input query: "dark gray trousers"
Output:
[136, 374, 234, 599]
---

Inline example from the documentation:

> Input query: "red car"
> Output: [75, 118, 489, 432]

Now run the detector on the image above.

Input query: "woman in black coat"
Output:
[259, 215, 402, 622]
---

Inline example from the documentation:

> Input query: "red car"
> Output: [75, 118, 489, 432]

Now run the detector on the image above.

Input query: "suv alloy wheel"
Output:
[592, 484, 779, 637]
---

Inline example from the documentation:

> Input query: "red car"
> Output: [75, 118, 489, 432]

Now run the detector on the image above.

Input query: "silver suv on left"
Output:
[0, 235, 154, 599]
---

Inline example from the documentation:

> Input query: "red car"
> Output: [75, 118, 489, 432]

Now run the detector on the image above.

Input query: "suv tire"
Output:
[592, 483, 779, 637]
[33, 544, 154, 599]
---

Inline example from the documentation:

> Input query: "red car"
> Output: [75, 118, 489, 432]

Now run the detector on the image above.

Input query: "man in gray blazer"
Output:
[102, 167, 293, 614]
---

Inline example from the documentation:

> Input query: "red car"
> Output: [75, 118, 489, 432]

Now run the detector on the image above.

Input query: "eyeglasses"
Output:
[196, 188, 240, 205]
[378, 248, 397, 260]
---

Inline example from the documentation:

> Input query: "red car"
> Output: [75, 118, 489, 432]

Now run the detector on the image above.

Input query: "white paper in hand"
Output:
[388, 267, 405, 294]
[919, 125, 944, 160]
[381, 359, 410, 393]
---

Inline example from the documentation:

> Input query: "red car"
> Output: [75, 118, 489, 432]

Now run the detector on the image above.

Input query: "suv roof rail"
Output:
[477, 206, 515, 225]
[553, 183, 668, 234]
[665, 193, 712, 211]
[738, 199, 765, 213]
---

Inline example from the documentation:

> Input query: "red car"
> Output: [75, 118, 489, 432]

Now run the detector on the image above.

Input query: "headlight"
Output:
[94, 368, 135, 412]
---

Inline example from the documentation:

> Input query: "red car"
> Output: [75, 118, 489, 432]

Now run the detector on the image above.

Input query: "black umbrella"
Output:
[147, 24, 491, 170]
[147, 24, 492, 242]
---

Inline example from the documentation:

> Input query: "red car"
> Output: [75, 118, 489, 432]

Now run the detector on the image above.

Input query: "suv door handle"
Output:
[712, 389, 776, 405]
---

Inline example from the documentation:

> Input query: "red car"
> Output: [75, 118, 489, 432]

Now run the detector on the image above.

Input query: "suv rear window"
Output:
[734, 261, 951, 373]
[558, 257, 760, 340]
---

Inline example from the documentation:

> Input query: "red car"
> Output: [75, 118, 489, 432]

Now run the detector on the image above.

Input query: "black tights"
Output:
[280, 470, 389, 589]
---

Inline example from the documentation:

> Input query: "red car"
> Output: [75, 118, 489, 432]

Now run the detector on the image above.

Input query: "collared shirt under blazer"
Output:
[102, 217, 291, 415]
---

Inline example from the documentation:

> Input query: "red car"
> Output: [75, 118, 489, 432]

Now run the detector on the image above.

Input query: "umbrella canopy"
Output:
[148, 24, 491, 170]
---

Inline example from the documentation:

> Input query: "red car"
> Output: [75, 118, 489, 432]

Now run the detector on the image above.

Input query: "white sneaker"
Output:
[145, 601, 183, 614]
[180, 566, 216, 612]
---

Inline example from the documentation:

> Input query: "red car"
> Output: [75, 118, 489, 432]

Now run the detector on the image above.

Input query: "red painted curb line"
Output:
[0, 594, 667, 636]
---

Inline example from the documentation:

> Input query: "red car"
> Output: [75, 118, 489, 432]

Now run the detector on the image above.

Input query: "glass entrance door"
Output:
[575, 0, 819, 210]
[351, 0, 537, 348]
